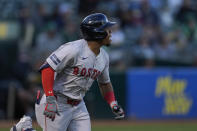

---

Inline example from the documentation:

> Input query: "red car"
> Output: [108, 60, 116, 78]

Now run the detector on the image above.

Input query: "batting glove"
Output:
[111, 101, 125, 120]
[44, 96, 60, 121]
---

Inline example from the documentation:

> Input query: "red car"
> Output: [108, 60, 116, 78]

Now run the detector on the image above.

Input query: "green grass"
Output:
[1, 123, 197, 131]
[92, 124, 197, 131]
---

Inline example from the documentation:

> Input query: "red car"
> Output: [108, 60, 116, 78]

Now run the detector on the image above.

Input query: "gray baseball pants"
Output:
[35, 95, 91, 131]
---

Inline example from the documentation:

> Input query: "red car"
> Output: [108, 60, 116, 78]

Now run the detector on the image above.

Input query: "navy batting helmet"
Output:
[80, 13, 116, 41]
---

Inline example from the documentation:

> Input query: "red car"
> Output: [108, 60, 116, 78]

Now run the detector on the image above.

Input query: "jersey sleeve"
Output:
[97, 52, 110, 84]
[46, 43, 77, 73]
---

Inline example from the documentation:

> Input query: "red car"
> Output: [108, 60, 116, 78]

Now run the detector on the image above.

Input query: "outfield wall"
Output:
[126, 68, 197, 119]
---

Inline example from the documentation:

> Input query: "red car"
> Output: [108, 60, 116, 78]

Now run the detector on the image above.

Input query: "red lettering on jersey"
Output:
[86, 68, 93, 77]
[73, 67, 101, 79]
[91, 69, 98, 79]
[93, 71, 101, 79]
[73, 67, 79, 75]
[81, 68, 87, 76]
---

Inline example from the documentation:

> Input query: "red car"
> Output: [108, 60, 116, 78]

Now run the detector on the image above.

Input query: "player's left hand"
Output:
[111, 102, 125, 120]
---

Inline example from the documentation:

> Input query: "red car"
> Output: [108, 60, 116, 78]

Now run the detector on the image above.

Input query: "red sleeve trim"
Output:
[104, 91, 116, 105]
[41, 67, 55, 96]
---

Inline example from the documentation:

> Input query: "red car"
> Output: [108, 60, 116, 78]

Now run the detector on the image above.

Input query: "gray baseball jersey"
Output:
[46, 39, 110, 100]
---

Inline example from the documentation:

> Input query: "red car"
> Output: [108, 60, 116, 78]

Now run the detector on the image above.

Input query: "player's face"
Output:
[101, 29, 112, 46]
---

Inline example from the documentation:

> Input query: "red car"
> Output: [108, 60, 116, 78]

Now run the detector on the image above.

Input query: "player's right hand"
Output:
[44, 96, 60, 121]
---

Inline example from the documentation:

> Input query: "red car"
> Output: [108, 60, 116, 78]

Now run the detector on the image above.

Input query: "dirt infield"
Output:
[1, 119, 197, 128]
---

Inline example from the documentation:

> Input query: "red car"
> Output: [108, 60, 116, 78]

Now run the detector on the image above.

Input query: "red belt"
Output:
[67, 98, 81, 106]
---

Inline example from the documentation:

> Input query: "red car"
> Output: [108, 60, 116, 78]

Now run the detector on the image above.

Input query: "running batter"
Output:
[35, 13, 124, 131]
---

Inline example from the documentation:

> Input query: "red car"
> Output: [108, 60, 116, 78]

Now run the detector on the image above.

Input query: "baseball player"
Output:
[34, 13, 124, 131]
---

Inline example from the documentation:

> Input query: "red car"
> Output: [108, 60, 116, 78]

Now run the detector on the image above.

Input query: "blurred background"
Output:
[0, 0, 197, 130]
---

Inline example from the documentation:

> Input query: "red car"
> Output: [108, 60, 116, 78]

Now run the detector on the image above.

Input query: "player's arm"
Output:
[39, 62, 55, 96]
[98, 82, 125, 120]
[98, 82, 115, 107]
[97, 51, 124, 120]
[39, 62, 60, 121]
[41, 43, 76, 96]
[39, 44, 77, 121]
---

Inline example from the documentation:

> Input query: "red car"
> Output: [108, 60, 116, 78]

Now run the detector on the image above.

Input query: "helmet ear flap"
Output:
[94, 30, 108, 40]
[80, 24, 108, 41]
[101, 31, 108, 39]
